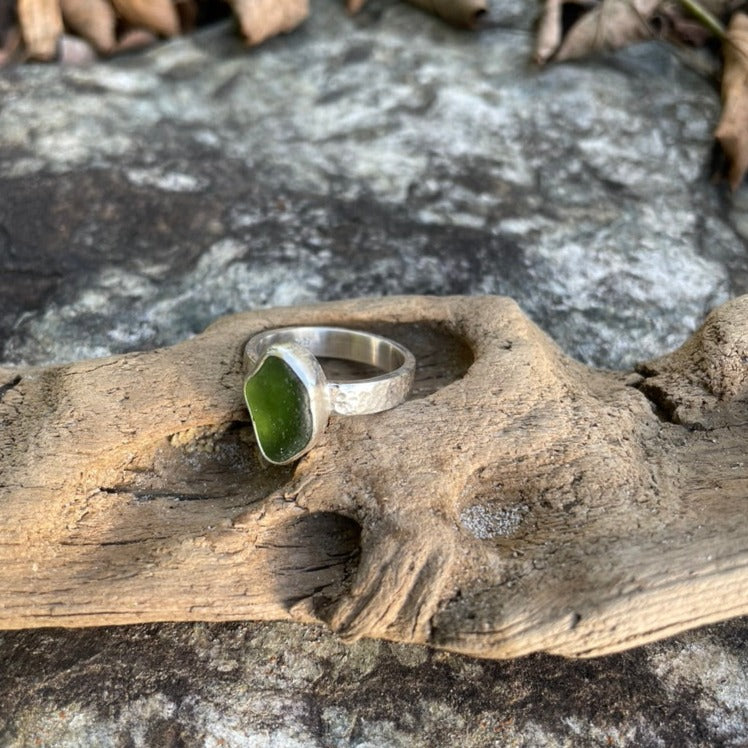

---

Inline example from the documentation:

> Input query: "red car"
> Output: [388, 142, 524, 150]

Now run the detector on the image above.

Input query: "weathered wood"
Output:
[1, 295, 747, 658]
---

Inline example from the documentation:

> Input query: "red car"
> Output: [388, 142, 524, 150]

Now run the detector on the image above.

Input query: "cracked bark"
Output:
[0, 295, 746, 659]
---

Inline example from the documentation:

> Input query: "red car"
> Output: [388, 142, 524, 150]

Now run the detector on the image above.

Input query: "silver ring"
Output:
[243, 326, 416, 464]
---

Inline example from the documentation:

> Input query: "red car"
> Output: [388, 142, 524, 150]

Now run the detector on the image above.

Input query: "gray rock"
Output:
[1, 1, 742, 369]
[2, 621, 748, 746]
[1, 0, 747, 745]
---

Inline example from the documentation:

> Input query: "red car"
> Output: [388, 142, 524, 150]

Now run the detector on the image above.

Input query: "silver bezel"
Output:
[244, 342, 332, 465]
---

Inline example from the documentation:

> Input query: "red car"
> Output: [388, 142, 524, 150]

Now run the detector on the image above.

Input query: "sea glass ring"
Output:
[243, 326, 416, 465]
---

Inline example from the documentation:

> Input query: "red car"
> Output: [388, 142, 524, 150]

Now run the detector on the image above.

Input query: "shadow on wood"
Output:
[0, 295, 746, 659]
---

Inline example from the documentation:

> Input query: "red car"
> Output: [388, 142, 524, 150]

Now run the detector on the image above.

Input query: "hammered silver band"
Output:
[243, 326, 415, 464]
[244, 326, 415, 416]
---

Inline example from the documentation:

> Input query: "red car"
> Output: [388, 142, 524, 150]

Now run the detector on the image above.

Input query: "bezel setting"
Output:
[243, 342, 331, 465]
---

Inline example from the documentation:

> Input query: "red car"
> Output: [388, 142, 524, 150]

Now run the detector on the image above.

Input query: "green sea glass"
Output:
[244, 355, 313, 463]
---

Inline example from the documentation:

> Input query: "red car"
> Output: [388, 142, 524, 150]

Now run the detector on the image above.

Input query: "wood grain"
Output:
[1, 295, 746, 659]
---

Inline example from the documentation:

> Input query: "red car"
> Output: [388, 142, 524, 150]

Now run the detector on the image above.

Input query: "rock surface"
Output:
[1, 0, 747, 745]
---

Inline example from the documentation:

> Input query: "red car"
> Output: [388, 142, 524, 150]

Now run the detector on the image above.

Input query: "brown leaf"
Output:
[110, 0, 180, 37]
[0, 26, 23, 67]
[656, 5, 713, 46]
[114, 27, 158, 53]
[348, 0, 487, 26]
[229, 0, 309, 46]
[535, 0, 564, 64]
[175, 0, 199, 33]
[406, 0, 488, 29]
[0, 1, 16, 42]
[551, 0, 661, 62]
[17, 0, 64, 60]
[715, 13, 748, 190]
[655, 0, 741, 46]
[60, 0, 117, 53]
[58, 32, 97, 63]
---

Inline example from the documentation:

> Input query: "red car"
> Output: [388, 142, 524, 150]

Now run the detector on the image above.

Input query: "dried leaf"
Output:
[405, 0, 488, 28]
[535, 0, 564, 64]
[175, 0, 199, 33]
[551, 0, 661, 62]
[0, 0, 16, 43]
[0, 26, 22, 67]
[60, 0, 116, 53]
[346, 0, 486, 27]
[229, 0, 309, 46]
[655, 3, 713, 46]
[110, 0, 180, 37]
[114, 27, 158, 53]
[17, 0, 64, 60]
[59, 32, 96, 63]
[715, 13, 748, 190]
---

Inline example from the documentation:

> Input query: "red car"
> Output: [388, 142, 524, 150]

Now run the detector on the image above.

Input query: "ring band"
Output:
[243, 326, 416, 464]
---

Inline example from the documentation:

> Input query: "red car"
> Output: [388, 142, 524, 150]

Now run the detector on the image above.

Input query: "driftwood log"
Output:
[1, 295, 747, 659]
